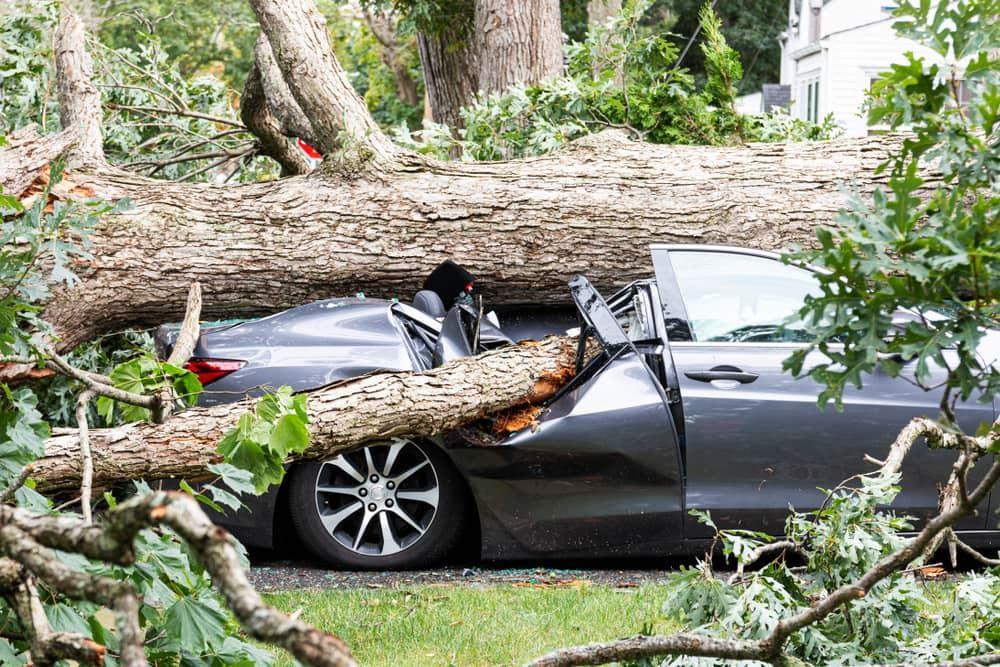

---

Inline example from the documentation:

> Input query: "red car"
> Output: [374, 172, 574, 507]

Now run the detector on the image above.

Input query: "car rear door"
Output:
[651, 245, 993, 538]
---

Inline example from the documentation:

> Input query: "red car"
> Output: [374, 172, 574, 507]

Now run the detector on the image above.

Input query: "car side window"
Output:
[668, 251, 819, 343]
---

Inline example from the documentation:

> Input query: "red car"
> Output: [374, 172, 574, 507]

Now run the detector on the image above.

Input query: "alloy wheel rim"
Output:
[313, 438, 440, 557]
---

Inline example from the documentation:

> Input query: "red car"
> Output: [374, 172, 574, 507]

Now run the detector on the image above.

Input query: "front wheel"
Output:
[287, 439, 471, 569]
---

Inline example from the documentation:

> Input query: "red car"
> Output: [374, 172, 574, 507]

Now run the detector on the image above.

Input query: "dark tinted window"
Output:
[670, 251, 819, 343]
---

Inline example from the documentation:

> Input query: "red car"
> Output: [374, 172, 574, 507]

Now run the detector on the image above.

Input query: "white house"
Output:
[778, 0, 945, 136]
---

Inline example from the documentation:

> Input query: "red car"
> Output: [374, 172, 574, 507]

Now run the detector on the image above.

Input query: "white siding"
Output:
[779, 0, 947, 136]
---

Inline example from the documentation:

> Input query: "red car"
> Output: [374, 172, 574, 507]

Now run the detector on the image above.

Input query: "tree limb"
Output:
[0, 464, 33, 504]
[241, 50, 312, 176]
[248, 0, 403, 168]
[0, 524, 147, 665]
[0, 559, 105, 667]
[75, 388, 96, 524]
[55, 14, 105, 167]
[528, 418, 1000, 667]
[33, 336, 578, 493]
[0, 493, 357, 666]
[251, 33, 320, 147]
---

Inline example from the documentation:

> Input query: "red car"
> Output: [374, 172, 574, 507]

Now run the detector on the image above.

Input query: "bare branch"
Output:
[0, 493, 357, 666]
[728, 540, 799, 583]
[174, 148, 255, 182]
[127, 147, 254, 171]
[529, 417, 1000, 667]
[55, 14, 105, 166]
[0, 559, 105, 667]
[0, 464, 33, 504]
[954, 538, 1000, 567]
[43, 347, 156, 410]
[0, 524, 146, 665]
[75, 389, 96, 524]
[872, 654, 1000, 666]
[529, 633, 768, 667]
[103, 103, 245, 128]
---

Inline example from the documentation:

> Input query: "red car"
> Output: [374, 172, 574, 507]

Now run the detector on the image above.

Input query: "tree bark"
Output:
[417, 27, 479, 129]
[251, 33, 319, 148]
[240, 56, 312, 176]
[23, 1, 932, 360]
[417, 0, 562, 127]
[473, 0, 563, 93]
[54, 15, 104, 167]
[34, 337, 577, 493]
[249, 0, 398, 165]
[31, 131, 922, 350]
[0, 125, 77, 197]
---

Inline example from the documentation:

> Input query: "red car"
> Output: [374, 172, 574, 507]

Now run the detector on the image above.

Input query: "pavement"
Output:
[247, 557, 697, 592]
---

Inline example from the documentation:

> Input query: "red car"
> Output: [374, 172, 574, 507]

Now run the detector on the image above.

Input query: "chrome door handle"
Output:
[685, 365, 758, 384]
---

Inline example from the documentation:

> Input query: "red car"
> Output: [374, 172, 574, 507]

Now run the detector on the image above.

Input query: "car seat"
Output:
[412, 290, 446, 318]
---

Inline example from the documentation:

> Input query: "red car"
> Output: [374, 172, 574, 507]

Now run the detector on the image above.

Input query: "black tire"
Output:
[286, 439, 471, 570]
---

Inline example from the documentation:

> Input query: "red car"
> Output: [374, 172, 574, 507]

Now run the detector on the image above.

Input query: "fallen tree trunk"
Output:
[28, 131, 921, 350]
[34, 336, 575, 493]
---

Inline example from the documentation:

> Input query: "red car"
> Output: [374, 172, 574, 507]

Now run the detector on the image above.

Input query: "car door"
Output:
[445, 276, 686, 559]
[651, 245, 993, 538]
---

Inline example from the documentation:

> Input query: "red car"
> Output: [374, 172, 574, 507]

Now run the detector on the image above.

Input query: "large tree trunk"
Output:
[35, 337, 576, 493]
[418, 0, 562, 126]
[473, 0, 563, 93]
[28, 131, 915, 351]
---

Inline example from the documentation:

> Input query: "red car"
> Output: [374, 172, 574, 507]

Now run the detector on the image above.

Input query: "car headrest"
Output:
[412, 290, 446, 318]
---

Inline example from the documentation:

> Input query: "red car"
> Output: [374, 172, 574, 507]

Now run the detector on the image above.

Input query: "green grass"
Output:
[262, 584, 679, 667]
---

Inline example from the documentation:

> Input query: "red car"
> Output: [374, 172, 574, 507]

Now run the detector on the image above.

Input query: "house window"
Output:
[799, 77, 820, 122]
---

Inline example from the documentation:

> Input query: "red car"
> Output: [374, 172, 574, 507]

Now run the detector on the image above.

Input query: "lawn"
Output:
[262, 583, 679, 666]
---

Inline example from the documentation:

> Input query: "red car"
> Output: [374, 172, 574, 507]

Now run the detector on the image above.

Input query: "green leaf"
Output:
[164, 596, 228, 654]
[268, 413, 309, 458]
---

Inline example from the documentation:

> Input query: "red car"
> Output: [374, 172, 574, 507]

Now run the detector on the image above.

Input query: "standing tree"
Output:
[404, 0, 563, 127]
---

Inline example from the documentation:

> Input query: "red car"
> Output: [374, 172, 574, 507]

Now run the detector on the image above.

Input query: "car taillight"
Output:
[183, 358, 245, 386]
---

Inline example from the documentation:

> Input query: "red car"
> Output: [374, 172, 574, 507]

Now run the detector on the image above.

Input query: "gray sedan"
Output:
[158, 246, 1000, 569]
